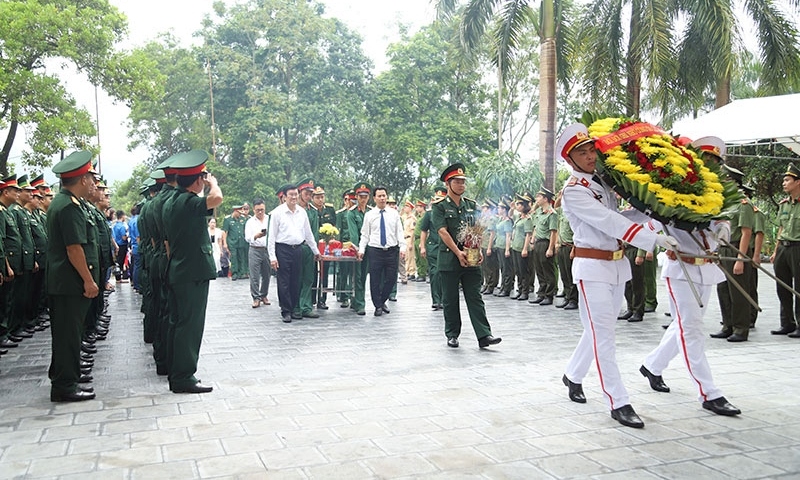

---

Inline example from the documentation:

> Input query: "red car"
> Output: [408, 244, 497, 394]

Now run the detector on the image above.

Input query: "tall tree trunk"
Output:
[0, 118, 19, 178]
[625, 0, 642, 117]
[715, 75, 731, 109]
[539, 0, 557, 190]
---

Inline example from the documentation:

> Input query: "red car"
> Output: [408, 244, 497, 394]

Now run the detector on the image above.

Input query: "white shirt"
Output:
[245, 214, 270, 247]
[358, 206, 406, 254]
[268, 203, 320, 261]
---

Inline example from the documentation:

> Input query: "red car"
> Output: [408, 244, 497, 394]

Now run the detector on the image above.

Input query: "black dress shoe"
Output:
[528, 296, 544, 304]
[282, 313, 292, 323]
[556, 300, 567, 308]
[51, 390, 96, 402]
[727, 333, 748, 342]
[478, 335, 502, 348]
[562, 375, 586, 403]
[171, 383, 213, 394]
[482, 290, 494, 296]
[316, 302, 329, 310]
[538, 297, 553, 306]
[79, 385, 94, 393]
[340, 301, 350, 308]
[8, 334, 24, 343]
[156, 365, 169, 376]
[496, 291, 510, 297]
[617, 310, 633, 320]
[13, 330, 33, 339]
[517, 294, 530, 301]
[447, 337, 459, 348]
[356, 309, 366, 316]
[510, 293, 520, 300]
[702, 396, 741, 416]
[639, 365, 670, 392]
[563, 301, 578, 310]
[381, 304, 390, 313]
[788, 328, 800, 338]
[78, 374, 93, 383]
[0, 348, 7, 355]
[80, 367, 92, 376]
[374, 308, 383, 317]
[290, 312, 303, 320]
[81, 343, 97, 355]
[388, 297, 397, 302]
[611, 404, 644, 428]
[302, 311, 320, 319]
[771, 326, 796, 335]
[628, 314, 644, 322]
[433, 304, 443, 311]
[710, 330, 732, 339]
[0, 339, 18, 348]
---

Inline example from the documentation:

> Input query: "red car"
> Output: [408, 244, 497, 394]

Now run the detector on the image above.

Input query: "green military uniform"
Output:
[750, 203, 766, 326]
[773, 164, 800, 335]
[27, 197, 48, 327]
[347, 182, 372, 314]
[717, 197, 756, 339]
[137, 177, 160, 343]
[314, 194, 338, 307]
[642, 246, 659, 312]
[9, 195, 35, 336]
[295, 178, 318, 317]
[414, 203, 428, 280]
[494, 205, 514, 297]
[419, 206, 442, 308]
[46, 151, 100, 401]
[531, 192, 558, 303]
[335, 192, 354, 306]
[555, 207, 577, 307]
[162, 150, 217, 393]
[0, 189, 23, 345]
[432, 164, 497, 347]
[222, 209, 247, 279]
[480, 201, 499, 294]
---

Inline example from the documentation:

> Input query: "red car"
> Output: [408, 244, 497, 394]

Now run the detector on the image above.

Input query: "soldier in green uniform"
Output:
[530, 188, 559, 305]
[311, 184, 337, 309]
[335, 189, 355, 307]
[47, 151, 100, 402]
[492, 198, 514, 297]
[222, 205, 247, 280]
[480, 199, 500, 295]
[419, 187, 447, 310]
[770, 163, 800, 337]
[432, 163, 501, 349]
[7, 174, 37, 340]
[749, 186, 766, 328]
[30, 174, 51, 326]
[712, 165, 755, 342]
[24, 181, 48, 330]
[413, 200, 428, 282]
[81, 177, 112, 350]
[553, 192, 578, 310]
[295, 178, 319, 318]
[137, 175, 162, 344]
[0, 175, 24, 348]
[162, 150, 223, 393]
[347, 182, 372, 315]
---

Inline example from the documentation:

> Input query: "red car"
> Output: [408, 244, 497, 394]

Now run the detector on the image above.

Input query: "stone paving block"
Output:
[680, 432, 758, 456]
[69, 432, 129, 454]
[647, 460, 732, 479]
[743, 446, 800, 473]
[380, 417, 442, 436]
[17, 413, 75, 430]
[275, 427, 339, 447]
[25, 452, 97, 477]
[328, 421, 390, 442]
[533, 452, 608, 478]
[426, 428, 490, 449]
[362, 453, 438, 478]
[0, 428, 43, 447]
[582, 445, 662, 471]
[221, 432, 284, 454]
[157, 412, 212, 429]
[128, 403, 182, 419]
[475, 439, 549, 463]
[422, 446, 495, 470]
[97, 446, 162, 469]
[188, 421, 247, 441]
[74, 408, 129, 425]
[244, 417, 299, 435]
[340, 407, 397, 425]
[163, 438, 225, 461]
[197, 451, 268, 477]
[130, 427, 190, 448]
[292, 412, 349, 429]
[130, 459, 197, 479]
[526, 432, 602, 456]
[259, 445, 328, 470]
[303, 460, 374, 479]
[699, 453, 786, 479]
[317, 438, 385, 463]
[101, 417, 158, 435]
[2, 438, 68, 462]
[60, 468, 129, 480]
[372, 433, 440, 455]
[591, 469, 662, 480]
[44, 423, 102, 442]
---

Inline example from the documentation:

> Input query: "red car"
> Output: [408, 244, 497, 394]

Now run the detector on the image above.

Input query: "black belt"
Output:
[368, 245, 399, 251]
[250, 245, 266, 249]
[276, 242, 305, 249]
[780, 240, 800, 247]
[535, 238, 549, 243]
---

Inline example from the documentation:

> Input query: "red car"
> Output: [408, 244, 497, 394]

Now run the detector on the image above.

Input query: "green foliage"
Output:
[0, 0, 159, 174]
[471, 150, 544, 199]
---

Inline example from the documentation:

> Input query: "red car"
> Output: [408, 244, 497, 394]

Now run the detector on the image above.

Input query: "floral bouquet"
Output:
[456, 218, 488, 266]
[319, 223, 339, 242]
[318, 223, 341, 255]
[582, 113, 741, 229]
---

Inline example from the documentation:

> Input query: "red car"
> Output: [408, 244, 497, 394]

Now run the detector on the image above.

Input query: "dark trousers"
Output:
[427, 244, 442, 305]
[717, 245, 754, 337]
[367, 246, 399, 308]
[511, 249, 529, 295]
[167, 281, 209, 389]
[481, 247, 500, 290]
[624, 249, 645, 315]
[276, 243, 303, 315]
[441, 268, 492, 340]
[498, 249, 514, 294]
[48, 294, 91, 394]
[115, 244, 129, 280]
[774, 245, 800, 330]
[556, 245, 577, 304]
[533, 240, 557, 298]
[11, 272, 31, 332]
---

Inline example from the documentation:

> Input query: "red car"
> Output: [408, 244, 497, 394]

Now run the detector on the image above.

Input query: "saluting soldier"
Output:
[47, 151, 100, 402]
[0, 175, 24, 349]
[419, 187, 447, 310]
[347, 182, 372, 315]
[432, 163, 501, 349]
[222, 205, 248, 280]
[162, 150, 223, 393]
[770, 162, 800, 337]
[311, 184, 337, 309]
[295, 178, 319, 318]
[137, 175, 163, 344]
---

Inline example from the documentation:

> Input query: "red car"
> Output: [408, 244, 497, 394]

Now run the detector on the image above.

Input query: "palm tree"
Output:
[435, 0, 575, 190]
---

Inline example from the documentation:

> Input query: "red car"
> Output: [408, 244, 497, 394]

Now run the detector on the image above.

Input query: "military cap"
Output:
[387, 196, 397, 204]
[231, 204, 244, 210]
[52, 150, 97, 179]
[536, 187, 555, 202]
[1, 174, 19, 189]
[31, 189, 44, 199]
[498, 198, 511, 210]
[169, 149, 210, 176]
[353, 182, 372, 195]
[156, 151, 183, 175]
[721, 164, 745, 185]
[415, 199, 427, 207]
[139, 183, 151, 195]
[150, 169, 167, 183]
[17, 174, 37, 191]
[312, 184, 326, 195]
[440, 163, 467, 182]
[404, 200, 414, 209]
[277, 185, 287, 198]
[691, 136, 726, 160]
[95, 176, 108, 189]
[515, 192, 533, 204]
[557, 124, 594, 162]
[297, 177, 315, 191]
[44, 186, 55, 196]
[785, 163, 800, 179]
[434, 186, 447, 197]
[30, 173, 48, 189]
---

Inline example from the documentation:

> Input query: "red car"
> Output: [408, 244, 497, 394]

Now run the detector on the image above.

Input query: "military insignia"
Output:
[71, 196, 80, 205]
[566, 177, 577, 187]
[579, 178, 590, 187]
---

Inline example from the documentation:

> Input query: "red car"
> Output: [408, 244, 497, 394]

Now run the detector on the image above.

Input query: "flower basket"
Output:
[583, 113, 741, 230]
[456, 220, 488, 267]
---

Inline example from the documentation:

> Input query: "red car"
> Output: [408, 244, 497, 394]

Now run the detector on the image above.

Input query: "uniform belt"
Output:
[572, 246, 625, 261]
[665, 250, 709, 265]
[535, 238, 549, 243]
[368, 245, 399, 251]
[250, 245, 266, 249]
[780, 240, 800, 247]
[561, 242, 574, 247]
[276, 242, 305, 249]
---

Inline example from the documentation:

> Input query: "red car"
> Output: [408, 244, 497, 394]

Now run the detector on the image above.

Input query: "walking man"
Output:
[245, 199, 271, 308]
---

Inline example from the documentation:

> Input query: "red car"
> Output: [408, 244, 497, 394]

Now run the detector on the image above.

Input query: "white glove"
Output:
[713, 222, 731, 244]
[655, 234, 679, 251]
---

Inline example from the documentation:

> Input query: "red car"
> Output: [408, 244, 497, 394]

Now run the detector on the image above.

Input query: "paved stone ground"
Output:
[1, 267, 799, 479]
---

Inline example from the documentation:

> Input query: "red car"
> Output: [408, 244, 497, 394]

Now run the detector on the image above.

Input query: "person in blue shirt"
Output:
[128, 204, 141, 291]
[111, 210, 129, 281]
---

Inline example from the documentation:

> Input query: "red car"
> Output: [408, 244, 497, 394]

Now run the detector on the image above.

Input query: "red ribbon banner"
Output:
[595, 122, 666, 153]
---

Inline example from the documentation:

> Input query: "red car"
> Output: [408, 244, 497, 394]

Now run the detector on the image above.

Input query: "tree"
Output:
[0, 0, 158, 175]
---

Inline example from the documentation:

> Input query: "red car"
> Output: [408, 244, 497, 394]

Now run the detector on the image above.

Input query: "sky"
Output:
[12, 0, 435, 185]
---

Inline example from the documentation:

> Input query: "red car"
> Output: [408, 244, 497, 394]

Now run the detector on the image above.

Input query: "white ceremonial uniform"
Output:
[562, 170, 659, 410]
[641, 219, 727, 403]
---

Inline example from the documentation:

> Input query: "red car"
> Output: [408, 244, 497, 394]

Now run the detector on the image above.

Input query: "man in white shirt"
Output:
[358, 186, 405, 316]
[268, 185, 320, 323]
[245, 198, 271, 308]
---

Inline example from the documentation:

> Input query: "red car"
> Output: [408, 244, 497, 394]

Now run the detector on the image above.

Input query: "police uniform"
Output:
[772, 163, 800, 336]
[162, 150, 219, 393]
[432, 164, 500, 349]
[531, 188, 558, 304]
[47, 151, 100, 402]
[509, 193, 533, 300]
[493, 199, 515, 297]
[480, 199, 500, 295]
[641, 219, 741, 416]
[554, 199, 577, 309]
[558, 124, 664, 428]
[750, 197, 766, 327]
[419, 188, 447, 309]
[346, 182, 372, 315]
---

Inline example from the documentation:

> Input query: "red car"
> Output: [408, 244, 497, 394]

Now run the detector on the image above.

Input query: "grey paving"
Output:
[1, 268, 799, 479]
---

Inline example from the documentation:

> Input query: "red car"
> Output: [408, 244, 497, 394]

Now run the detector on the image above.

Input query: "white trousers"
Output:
[643, 278, 723, 403]
[565, 280, 629, 410]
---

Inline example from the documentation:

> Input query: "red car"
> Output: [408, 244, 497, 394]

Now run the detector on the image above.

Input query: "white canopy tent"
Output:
[672, 93, 800, 155]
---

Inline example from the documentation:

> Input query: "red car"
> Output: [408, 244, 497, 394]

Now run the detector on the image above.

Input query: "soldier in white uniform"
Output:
[639, 219, 742, 416]
[558, 123, 678, 428]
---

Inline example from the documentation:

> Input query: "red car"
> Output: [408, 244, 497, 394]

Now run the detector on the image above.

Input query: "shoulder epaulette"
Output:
[325, 203, 334, 207]
[432, 196, 446, 204]
[779, 197, 790, 204]
[464, 196, 475, 203]
[752, 205, 760, 212]
[566, 176, 578, 187]
[740, 198, 749, 205]
[71, 196, 80, 205]
[349, 205, 358, 211]
[336, 207, 347, 214]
